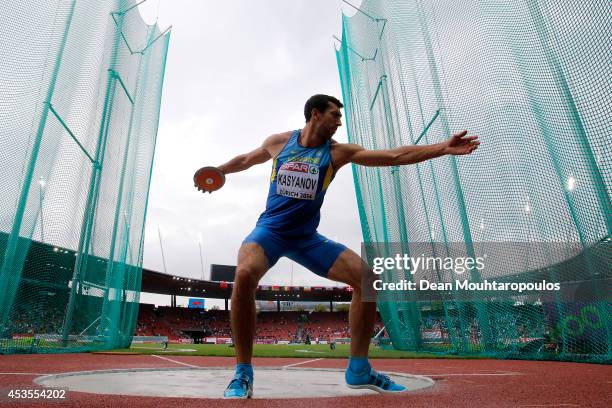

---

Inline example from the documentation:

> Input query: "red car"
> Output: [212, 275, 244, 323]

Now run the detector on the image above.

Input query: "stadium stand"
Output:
[135, 304, 379, 343]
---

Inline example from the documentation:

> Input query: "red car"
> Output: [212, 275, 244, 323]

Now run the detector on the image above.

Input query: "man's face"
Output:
[316, 102, 343, 138]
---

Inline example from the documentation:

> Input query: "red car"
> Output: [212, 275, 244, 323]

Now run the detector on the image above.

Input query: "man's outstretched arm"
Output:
[217, 147, 271, 175]
[217, 133, 289, 174]
[333, 130, 479, 168]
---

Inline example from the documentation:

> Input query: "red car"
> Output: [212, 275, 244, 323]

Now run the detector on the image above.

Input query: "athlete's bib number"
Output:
[276, 162, 319, 200]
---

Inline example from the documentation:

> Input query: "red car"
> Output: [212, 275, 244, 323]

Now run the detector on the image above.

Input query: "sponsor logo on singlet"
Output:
[276, 161, 319, 200]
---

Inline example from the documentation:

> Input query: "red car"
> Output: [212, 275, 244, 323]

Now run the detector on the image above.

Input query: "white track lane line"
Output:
[151, 354, 199, 368]
[0, 372, 50, 375]
[518, 405, 579, 407]
[282, 358, 324, 368]
[424, 372, 523, 376]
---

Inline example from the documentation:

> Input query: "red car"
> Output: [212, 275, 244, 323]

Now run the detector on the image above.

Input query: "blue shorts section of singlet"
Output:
[243, 227, 346, 278]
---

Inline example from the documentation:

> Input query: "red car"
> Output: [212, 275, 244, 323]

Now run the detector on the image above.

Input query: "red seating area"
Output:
[199, 309, 232, 338]
[134, 304, 184, 340]
[300, 312, 384, 341]
[301, 311, 350, 341]
[135, 305, 231, 341]
[135, 304, 382, 342]
[255, 311, 300, 342]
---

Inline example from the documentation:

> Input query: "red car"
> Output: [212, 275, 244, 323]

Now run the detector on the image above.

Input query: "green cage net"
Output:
[0, 0, 170, 353]
[336, 0, 610, 362]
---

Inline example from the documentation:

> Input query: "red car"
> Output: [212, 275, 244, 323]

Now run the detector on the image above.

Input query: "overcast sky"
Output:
[137, 0, 364, 307]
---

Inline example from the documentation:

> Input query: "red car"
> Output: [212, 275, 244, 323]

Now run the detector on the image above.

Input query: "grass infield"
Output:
[111, 343, 486, 359]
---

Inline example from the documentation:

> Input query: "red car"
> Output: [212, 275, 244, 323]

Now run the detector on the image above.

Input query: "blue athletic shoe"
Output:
[223, 372, 253, 399]
[345, 368, 407, 394]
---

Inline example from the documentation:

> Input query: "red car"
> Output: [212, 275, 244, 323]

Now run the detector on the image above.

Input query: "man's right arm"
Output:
[217, 146, 270, 175]
[217, 132, 290, 175]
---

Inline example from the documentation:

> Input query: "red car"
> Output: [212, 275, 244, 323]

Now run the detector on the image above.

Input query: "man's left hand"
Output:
[445, 130, 480, 155]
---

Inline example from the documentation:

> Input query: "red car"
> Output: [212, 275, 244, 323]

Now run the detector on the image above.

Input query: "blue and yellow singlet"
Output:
[255, 129, 335, 236]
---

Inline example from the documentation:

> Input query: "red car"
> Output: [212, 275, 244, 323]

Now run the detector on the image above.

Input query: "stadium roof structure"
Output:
[13, 238, 352, 303]
[141, 268, 353, 302]
[17, 236, 609, 306]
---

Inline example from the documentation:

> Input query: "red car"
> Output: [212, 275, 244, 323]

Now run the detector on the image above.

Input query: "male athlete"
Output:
[214, 94, 479, 398]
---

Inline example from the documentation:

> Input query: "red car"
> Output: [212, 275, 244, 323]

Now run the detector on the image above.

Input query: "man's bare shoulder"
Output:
[330, 142, 364, 156]
[263, 131, 292, 158]
[264, 131, 292, 146]
[330, 142, 364, 168]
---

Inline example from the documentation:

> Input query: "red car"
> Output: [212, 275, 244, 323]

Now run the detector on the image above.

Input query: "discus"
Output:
[193, 166, 225, 193]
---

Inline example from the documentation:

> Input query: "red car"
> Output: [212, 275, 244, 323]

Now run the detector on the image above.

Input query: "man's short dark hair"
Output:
[304, 94, 343, 122]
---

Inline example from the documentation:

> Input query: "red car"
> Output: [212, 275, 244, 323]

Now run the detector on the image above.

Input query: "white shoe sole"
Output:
[347, 383, 407, 394]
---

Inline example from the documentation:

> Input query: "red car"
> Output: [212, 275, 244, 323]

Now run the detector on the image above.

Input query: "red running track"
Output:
[0, 354, 609, 407]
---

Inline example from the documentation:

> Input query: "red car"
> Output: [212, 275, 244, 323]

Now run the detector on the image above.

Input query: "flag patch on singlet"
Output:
[276, 162, 319, 200]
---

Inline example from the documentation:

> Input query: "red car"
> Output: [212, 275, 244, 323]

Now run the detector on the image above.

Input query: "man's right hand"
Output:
[194, 166, 226, 193]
